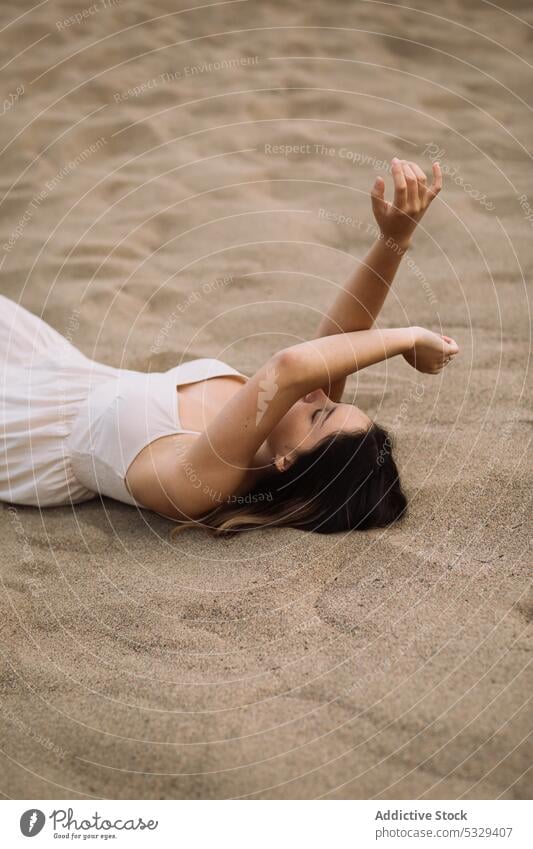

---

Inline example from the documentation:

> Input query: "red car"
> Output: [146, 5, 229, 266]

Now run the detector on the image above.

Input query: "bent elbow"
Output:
[270, 347, 310, 392]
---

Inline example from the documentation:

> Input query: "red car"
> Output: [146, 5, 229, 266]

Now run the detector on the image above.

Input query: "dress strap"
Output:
[171, 357, 246, 436]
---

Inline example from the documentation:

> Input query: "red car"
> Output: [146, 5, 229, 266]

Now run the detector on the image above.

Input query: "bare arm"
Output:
[316, 159, 443, 400]
[315, 238, 406, 400]
[145, 333, 411, 518]
[163, 325, 458, 518]
[280, 327, 417, 398]
[316, 238, 405, 341]
[131, 323, 458, 519]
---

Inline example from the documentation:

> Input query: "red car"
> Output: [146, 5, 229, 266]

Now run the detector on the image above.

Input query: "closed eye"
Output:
[312, 406, 335, 427]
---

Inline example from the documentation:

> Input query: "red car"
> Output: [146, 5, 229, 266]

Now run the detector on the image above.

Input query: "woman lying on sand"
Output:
[0, 158, 458, 534]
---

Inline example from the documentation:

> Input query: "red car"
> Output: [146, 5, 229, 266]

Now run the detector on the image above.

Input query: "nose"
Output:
[303, 389, 326, 403]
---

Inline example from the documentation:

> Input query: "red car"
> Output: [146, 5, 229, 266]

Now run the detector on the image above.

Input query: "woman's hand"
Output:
[403, 326, 459, 374]
[371, 159, 442, 250]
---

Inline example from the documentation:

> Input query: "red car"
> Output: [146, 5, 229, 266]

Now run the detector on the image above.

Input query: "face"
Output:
[267, 388, 372, 471]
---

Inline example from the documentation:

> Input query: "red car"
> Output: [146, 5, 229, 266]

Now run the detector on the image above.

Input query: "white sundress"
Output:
[0, 294, 246, 508]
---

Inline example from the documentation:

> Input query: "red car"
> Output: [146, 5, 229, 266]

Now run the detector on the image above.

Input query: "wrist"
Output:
[382, 327, 417, 358]
[379, 233, 412, 255]
[406, 326, 422, 350]
[393, 326, 419, 355]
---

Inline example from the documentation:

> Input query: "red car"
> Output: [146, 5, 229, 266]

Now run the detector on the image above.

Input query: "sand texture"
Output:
[0, 0, 531, 799]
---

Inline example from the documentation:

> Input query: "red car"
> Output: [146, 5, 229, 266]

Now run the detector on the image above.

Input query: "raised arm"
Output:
[316, 159, 442, 400]
[168, 324, 457, 519]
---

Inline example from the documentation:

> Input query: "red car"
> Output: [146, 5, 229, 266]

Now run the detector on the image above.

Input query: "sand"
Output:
[0, 0, 531, 800]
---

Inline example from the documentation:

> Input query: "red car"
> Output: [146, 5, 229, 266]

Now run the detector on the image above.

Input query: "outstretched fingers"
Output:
[427, 162, 443, 203]
[372, 156, 444, 251]
[408, 161, 428, 206]
[401, 160, 419, 211]
[391, 157, 407, 210]
[370, 175, 388, 218]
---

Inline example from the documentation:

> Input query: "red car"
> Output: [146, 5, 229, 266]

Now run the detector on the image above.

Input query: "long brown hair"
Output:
[171, 424, 407, 537]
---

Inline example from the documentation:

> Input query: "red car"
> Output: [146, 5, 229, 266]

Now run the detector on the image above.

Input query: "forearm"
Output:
[279, 327, 414, 396]
[308, 157, 441, 400]
[316, 236, 407, 338]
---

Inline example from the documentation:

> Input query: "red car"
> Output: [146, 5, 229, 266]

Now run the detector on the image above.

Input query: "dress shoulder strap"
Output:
[170, 357, 246, 389]
[171, 357, 247, 435]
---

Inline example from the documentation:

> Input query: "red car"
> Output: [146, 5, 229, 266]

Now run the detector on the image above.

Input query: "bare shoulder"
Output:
[125, 434, 196, 519]
[125, 353, 303, 519]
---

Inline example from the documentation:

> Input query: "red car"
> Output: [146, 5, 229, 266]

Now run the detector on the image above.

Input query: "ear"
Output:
[274, 454, 293, 473]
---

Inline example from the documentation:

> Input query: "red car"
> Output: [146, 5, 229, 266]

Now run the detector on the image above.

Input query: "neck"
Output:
[236, 441, 274, 494]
